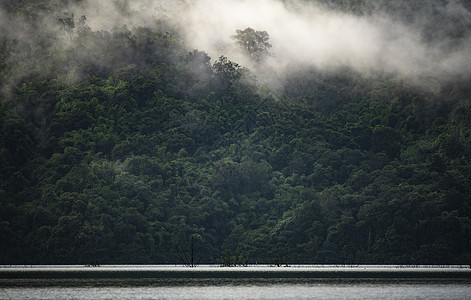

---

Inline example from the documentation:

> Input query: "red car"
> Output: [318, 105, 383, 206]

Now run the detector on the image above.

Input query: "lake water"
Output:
[1, 265, 470, 299]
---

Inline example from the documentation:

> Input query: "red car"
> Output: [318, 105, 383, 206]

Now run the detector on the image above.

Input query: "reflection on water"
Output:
[2, 282, 471, 300]
[1, 266, 470, 299]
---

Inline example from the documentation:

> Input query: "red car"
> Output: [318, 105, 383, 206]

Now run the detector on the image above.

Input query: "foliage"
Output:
[0, 2, 470, 265]
[232, 27, 272, 62]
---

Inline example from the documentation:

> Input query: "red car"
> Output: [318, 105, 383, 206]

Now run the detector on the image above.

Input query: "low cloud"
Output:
[2, 0, 470, 92]
[161, 0, 471, 89]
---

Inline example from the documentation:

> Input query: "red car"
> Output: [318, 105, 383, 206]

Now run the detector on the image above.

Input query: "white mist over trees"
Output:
[1, 0, 470, 91]
[158, 0, 471, 89]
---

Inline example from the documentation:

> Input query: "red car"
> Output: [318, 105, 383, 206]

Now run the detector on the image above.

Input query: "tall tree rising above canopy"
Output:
[232, 27, 272, 62]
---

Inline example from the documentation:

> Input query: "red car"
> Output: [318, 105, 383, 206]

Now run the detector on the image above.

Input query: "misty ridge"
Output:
[1, 0, 470, 94]
[2, 0, 471, 266]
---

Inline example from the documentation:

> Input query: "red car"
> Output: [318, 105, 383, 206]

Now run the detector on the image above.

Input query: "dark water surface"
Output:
[1, 265, 470, 299]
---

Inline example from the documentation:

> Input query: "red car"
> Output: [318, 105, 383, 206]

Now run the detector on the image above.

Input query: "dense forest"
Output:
[1, 0, 470, 265]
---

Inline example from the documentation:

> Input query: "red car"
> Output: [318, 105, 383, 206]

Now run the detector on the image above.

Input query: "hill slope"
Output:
[0, 0, 470, 265]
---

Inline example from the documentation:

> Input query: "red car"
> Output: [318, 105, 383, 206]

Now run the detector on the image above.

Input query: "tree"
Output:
[177, 234, 203, 267]
[232, 27, 272, 62]
[212, 55, 243, 88]
[58, 12, 75, 40]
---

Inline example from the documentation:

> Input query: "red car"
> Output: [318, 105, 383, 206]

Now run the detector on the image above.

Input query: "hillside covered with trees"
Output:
[1, 0, 470, 265]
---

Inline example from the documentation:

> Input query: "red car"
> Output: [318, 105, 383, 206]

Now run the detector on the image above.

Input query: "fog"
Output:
[83, 0, 471, 89]
[2, 0, 470, 91]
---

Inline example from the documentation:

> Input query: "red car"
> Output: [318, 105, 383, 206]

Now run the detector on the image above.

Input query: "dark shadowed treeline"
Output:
[0, 0, 470, 265]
